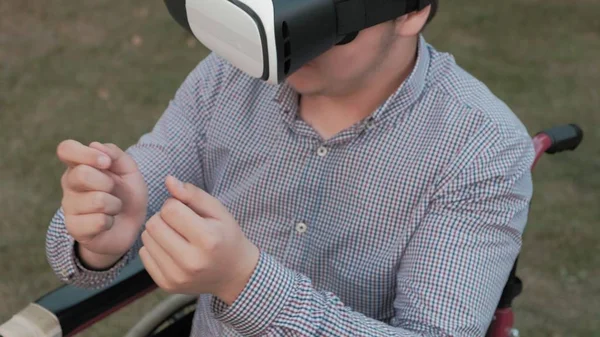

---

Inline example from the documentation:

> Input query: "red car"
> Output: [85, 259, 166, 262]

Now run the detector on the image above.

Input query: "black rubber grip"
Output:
[541, 124, 583, 154]
[497, 257, 523, 309]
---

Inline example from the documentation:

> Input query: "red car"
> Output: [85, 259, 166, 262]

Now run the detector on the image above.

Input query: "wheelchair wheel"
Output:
[124, 294, 198, 337]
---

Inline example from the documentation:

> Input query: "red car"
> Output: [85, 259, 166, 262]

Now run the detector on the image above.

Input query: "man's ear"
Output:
[394, 5, 432, 37]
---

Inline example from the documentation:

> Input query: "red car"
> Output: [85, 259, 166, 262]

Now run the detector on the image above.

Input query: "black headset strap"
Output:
[335, 0, 431, 35]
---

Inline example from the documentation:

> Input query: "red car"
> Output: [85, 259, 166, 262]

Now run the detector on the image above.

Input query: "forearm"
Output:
[45, 139, 202, 288]
[45, 55, 223, 288]
[211, 252, 447, 337]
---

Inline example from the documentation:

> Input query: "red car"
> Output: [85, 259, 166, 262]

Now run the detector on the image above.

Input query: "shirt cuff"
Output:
[46, 207, 132, 289]
[211, 251, 297, 336]
[67, 238, 132, 289]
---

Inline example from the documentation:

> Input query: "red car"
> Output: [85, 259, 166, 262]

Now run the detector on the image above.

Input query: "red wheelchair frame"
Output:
[0, 124, 584, 337]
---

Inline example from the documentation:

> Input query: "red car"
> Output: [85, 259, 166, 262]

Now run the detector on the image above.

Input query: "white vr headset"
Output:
[164, 0, 431, 84]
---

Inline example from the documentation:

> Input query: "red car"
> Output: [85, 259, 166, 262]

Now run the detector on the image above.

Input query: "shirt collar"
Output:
[272, 34, 431, 124]
[272, 80, 299, 120]
[371, 34, 430, 123]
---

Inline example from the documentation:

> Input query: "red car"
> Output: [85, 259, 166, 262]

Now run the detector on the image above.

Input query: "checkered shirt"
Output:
[46, 35, 535, 336]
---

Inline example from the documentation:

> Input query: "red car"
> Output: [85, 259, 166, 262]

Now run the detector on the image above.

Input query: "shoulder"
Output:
[180, 52, 234, 102]
[410, 42, 535, 182]
[186, 52, 276, 96]
[181, 52, 277, 110]
[421, 43, 531, 147]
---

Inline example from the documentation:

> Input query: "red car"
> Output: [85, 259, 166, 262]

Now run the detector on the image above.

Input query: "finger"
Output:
[145, 214, 194, 268]
[57, 139, 111, 170]
[64, 165, 115, 193]
[64, 213, 114, 241]
[141, 230, 186, 284]
[89, 142, 138, 176]
[159, 198, 206, 243]
[139, 246, 170, 290]
[63, 191, 122, 216]
[165, 175, 228, 220]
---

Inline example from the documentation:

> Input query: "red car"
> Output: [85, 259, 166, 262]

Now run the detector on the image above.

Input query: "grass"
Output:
[1, 0, 599, 336]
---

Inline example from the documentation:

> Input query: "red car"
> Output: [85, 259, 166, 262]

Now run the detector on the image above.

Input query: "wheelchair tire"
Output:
[124, 294, 198, 337]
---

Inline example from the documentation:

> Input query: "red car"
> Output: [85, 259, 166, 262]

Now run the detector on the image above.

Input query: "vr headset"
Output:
[164, 0, 431, 84]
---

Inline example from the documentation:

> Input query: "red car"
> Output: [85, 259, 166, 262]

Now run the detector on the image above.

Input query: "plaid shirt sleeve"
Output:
[211, 123, 535, 337]
[44, 54, 224, 288]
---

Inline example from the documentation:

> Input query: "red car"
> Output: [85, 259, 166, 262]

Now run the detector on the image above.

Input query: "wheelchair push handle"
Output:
[538, 124, 583, 154]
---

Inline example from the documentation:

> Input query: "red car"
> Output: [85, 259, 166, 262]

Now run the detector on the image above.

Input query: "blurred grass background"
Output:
[1, 0, 599, 336]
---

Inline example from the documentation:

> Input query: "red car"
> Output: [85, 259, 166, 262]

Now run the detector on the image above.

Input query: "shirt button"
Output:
[296, 222, 308, 234]
[317, 146, 328, 157]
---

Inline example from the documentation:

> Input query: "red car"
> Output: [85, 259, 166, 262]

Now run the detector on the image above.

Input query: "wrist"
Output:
[216, 244, 260, 305]
[76, 243, 125, 271]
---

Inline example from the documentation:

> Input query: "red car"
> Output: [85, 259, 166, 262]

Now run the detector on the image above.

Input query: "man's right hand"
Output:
[57, 140, 148, 269]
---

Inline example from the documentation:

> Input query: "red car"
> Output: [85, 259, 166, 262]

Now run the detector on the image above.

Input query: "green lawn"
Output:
[1, 0, 599, 336]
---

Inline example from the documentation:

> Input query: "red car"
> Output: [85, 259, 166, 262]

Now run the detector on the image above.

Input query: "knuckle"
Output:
[61, 196, 77, 214]
[152, 276, 168, 290]
[184, 258, 204, 273]
[103, 214, 115, 230]
[203, 238, 219, 254]
[145, 216, 159, 234]
[170, 272, 188, 285]
[114, 197, 123, 213]
[141, 230, 150, 244]
[93, 214, 112, 232]
[61, 194, 71, 210]
[162, 283, 177, 293]
[106, 176, 116, 192]
[72, 165, 91, 184]
[161, 198, 180, 218]
[97, 173, 116, 193]
[64, 216, 78, 237]
[203, 232, 222, 253]
[91, 192, 107, 212]
[60, 171, 69, 188]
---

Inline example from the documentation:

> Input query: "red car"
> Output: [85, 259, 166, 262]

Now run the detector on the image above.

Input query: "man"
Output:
[46, 1, 535, 336]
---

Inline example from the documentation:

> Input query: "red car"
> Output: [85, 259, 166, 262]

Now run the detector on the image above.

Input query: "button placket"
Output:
[284, 220, 309, 271]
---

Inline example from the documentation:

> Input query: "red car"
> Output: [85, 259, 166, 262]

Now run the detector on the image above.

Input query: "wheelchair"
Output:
[0, 124, 584, 337]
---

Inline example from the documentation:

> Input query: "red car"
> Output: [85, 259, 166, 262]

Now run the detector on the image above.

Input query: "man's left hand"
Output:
[139, 175, 260, 305]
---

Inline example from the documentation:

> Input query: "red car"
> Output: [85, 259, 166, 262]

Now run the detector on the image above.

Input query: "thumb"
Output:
[90, 142, 138, 176]
[165, 175, 228, 219]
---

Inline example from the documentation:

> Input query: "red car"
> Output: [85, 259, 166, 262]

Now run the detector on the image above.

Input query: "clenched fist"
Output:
[57, 140, 148, 269]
